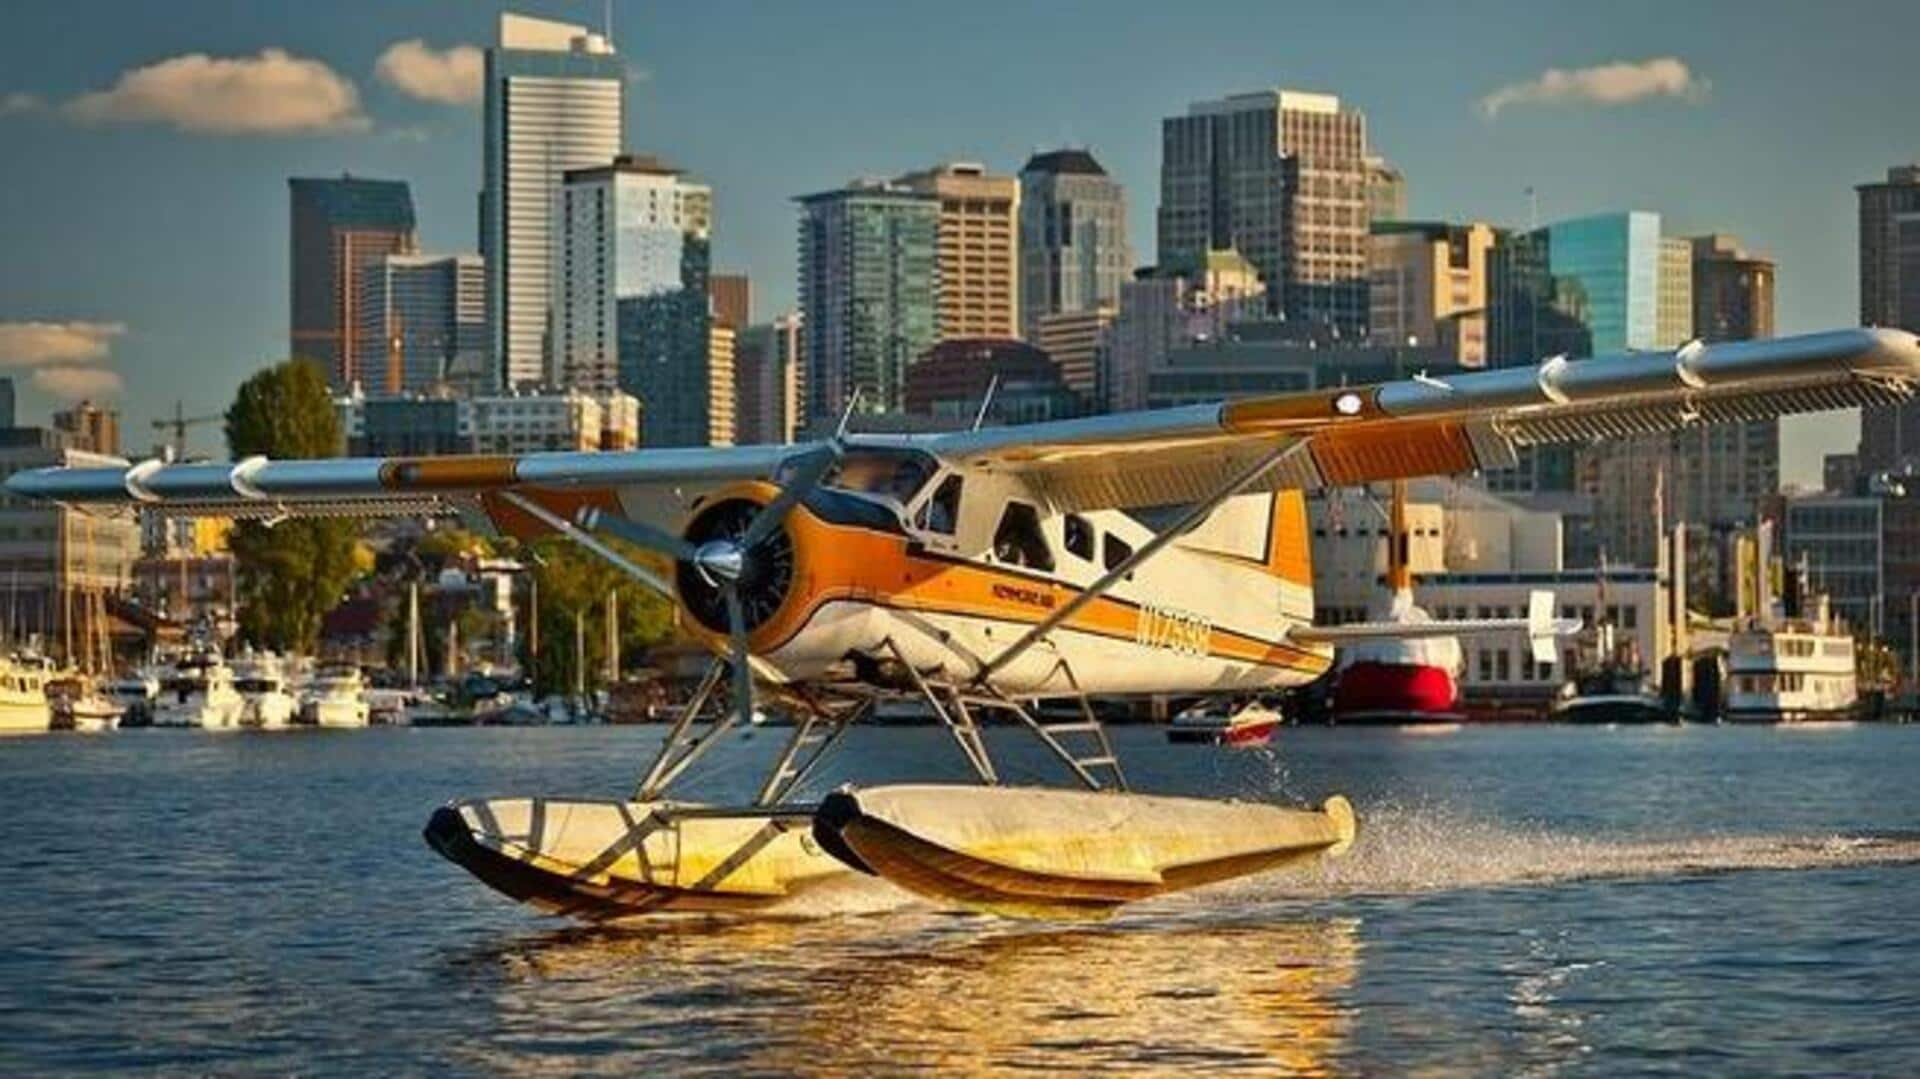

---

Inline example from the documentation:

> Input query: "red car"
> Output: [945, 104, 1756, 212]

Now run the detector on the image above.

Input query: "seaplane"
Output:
[11, 328, 1919, 920]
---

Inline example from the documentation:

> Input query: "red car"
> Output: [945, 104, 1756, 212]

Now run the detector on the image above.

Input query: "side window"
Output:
[992, 502, 1054, 571]
[1103, 533, 1134, 572]
[1064, 514, 1094, 561]
[915, 475, 963, 535]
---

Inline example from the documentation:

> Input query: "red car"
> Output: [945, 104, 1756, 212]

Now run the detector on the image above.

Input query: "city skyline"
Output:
[1, 0, 1917, 483]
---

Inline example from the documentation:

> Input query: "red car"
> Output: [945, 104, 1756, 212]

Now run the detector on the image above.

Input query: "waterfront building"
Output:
[1107, 251, 1266, 412]
[1368, 221, 1496, 367]
[796, 181, 938, 422]
[484, 11, 623, 390]
[0, 429, 140, 647]
[336, 389, 636, 457]
[1032, 306, 1115, 402]
[355, 254, 488, 395]
[1779, 493, 1883, 636]
[1158, 89, 1370, 334]
[1857, 165, 1920, 475]
[897, 163, 1020, 341]
[903, 338, 1082, 426]
[1310, 478, 1678, 700]
[1824, 453, 1860, 495]
[554, 155, 716, 447]
[288, 176, 417, 391]
[51, 400, 120, 456]
[735, 314, 804, 445]
[1365, 155, 1407, 223]
[1018, 149, 1130, 339]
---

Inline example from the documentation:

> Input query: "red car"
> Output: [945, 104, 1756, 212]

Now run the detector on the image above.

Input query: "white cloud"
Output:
[0, 92, 43, 115]
[32, 366, 124, 400]
[375, 39, 482, 105]
[63, 48, 368, 135]
[0, 321, 126, 367]
[1479, 57, 1704, 118]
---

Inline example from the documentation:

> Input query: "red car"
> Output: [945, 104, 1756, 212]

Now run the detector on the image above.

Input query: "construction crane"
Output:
[152, 401, 222, 461]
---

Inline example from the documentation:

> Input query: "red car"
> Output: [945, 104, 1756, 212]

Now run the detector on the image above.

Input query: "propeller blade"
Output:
[576, 505, 698, 563]
[724, 585, 754, 726]
[741, 444, 840, 550]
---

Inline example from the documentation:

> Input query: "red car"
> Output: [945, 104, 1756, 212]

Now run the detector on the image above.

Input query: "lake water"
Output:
[3, 723, 1919, 1075]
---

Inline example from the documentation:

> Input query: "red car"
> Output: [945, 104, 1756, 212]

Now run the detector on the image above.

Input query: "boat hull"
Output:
[814, 784, 1355, 920]
[1330, 661, 1460, 725]
[1166, 718, 1278, 745]
[423, 797, 861, 920]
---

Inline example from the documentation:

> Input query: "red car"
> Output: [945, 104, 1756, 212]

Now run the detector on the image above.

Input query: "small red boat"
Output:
[1166, 703, 1282, 745]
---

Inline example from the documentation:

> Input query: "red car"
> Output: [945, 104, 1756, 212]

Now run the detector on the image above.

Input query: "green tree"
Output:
[225, 360, 362, 652]
[520, 535, 675, 696]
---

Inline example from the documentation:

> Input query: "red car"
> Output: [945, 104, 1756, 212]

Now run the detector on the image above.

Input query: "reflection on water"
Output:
[461, 913, 1360, 1074]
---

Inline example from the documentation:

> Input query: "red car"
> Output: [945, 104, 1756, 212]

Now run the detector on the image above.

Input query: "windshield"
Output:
[822, 449, 936, 506]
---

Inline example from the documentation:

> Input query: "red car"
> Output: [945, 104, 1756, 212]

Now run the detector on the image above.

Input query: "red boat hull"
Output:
[1331, 661, 1460, 724]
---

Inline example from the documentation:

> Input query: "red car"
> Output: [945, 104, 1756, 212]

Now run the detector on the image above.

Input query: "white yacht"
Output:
[0, 655, 53, 734]
[152, 651, 247, 731]
[233, 653, 298, 730]
[302, 666, 370, 728]
[1725, 597, 1859, 724]
[105, 672, 159, 727]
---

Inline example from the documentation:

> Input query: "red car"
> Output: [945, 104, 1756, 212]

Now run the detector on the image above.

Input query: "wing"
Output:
[3, 441, 807, 538]
[891, 327, 1920, 511]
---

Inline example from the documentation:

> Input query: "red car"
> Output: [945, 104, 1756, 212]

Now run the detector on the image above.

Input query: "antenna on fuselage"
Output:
[970, 374, 1001, 432]
[834, 388, 862, 440]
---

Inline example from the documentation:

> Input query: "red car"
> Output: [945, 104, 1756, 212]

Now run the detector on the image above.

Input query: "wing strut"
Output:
[974, 437, 1312, 683]
[496, 491, 677, 599]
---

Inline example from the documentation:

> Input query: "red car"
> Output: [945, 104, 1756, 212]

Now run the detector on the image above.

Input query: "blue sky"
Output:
[0, 0, 1915, 483]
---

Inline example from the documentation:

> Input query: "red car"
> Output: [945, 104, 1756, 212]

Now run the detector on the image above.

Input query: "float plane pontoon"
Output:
[12, 329, 1919, 920]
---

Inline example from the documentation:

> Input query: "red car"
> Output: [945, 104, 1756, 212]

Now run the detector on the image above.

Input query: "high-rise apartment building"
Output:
[1107, 251, 1266, 412]
[1033, 306, 1115, 401]
[1683, 232, 1779, 528]
[1018, 149, 1130, 338]
[1857, 165, 1920, 474]
[1657, 236, 1694, 349]
[1692, 233, 1775, 343]
[1158, 89, 1370, 334]
[1368, 221, 1496, 366]
[288, 176, 417, 391]
[706, 322, 736, 446]
[1365, 155, 1407, 223]
[50, 400, 120, 456]
[796, 181, 938, 422]
[553, 155, 714, 429]
[736, 313, 804, 445]
[483, 12, 623, 391]
[898, 163, 1020, 341]
[356, 254, 488, 395]
[709, 274, 750, 331]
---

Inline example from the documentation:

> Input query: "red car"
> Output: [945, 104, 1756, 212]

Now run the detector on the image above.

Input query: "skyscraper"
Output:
[796, 181, 938, 422]
[483, 11, 623, 391]
[1857, 165, 1920, 474]
[897, 163, 1021, 341]
[735, 313, 804, 445]
[356, 254, 488, 395]
[1365, 155, 1407, 223]
[288, 176, 417, 391]
[1107, 251, 1266, 413]
[1368, 221, 1496, 366]
[1674, 233, 1777, 531]
[1657, 236, 1694, 349]
[1018, 149, 1130, 338]
[1158, 89, 1370, 334]
[51, 400, 120, 455]
[552, 155, 717, 447]
[708, 274, 750, 331]
[553, 155, 712, 398]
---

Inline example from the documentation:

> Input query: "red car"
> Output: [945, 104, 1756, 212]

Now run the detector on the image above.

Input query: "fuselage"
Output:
[670, 452, 1332, 698]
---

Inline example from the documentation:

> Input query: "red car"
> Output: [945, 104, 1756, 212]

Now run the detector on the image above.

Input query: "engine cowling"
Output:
[673, 494, 797, 637]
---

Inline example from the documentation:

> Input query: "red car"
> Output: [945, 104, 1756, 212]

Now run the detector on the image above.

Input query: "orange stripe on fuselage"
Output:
[724, 498, 1329, 676]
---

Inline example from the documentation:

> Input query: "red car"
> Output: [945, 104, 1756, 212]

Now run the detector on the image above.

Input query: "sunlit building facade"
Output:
[797, 182, 938, 422]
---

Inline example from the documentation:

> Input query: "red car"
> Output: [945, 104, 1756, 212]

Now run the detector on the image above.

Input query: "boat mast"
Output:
[406, 580, 420, 688]
[605, 589, 619, 684]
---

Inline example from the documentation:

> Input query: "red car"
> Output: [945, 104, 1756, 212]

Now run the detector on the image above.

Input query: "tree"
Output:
[519, 535, 676, 696]
[224, 360, 362, 653]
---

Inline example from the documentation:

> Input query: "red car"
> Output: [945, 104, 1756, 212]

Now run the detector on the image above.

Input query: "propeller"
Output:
[574, 442, 843, 726]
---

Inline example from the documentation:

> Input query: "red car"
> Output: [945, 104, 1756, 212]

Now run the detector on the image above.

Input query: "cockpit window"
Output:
[825, 450, 935, 504]
[915, 474, 963, 535]
[993, 502, 1054, 571]
[1064, 514, 1094, 561]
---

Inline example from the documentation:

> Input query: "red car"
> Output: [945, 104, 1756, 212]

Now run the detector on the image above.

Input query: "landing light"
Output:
[1334, 392, 1364, 416]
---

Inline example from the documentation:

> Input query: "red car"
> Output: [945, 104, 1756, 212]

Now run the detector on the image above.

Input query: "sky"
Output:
[0, 0, 1915, 484]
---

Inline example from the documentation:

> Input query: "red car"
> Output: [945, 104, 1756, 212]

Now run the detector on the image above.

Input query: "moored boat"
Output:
[152, 650, 247, 731]
[0, 655, 54, 734]
[1166, 701, 1282, 745]
[302, 665, 370, 728]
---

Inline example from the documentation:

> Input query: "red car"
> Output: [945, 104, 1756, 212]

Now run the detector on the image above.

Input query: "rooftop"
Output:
[1020, 148, 1107, 177]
